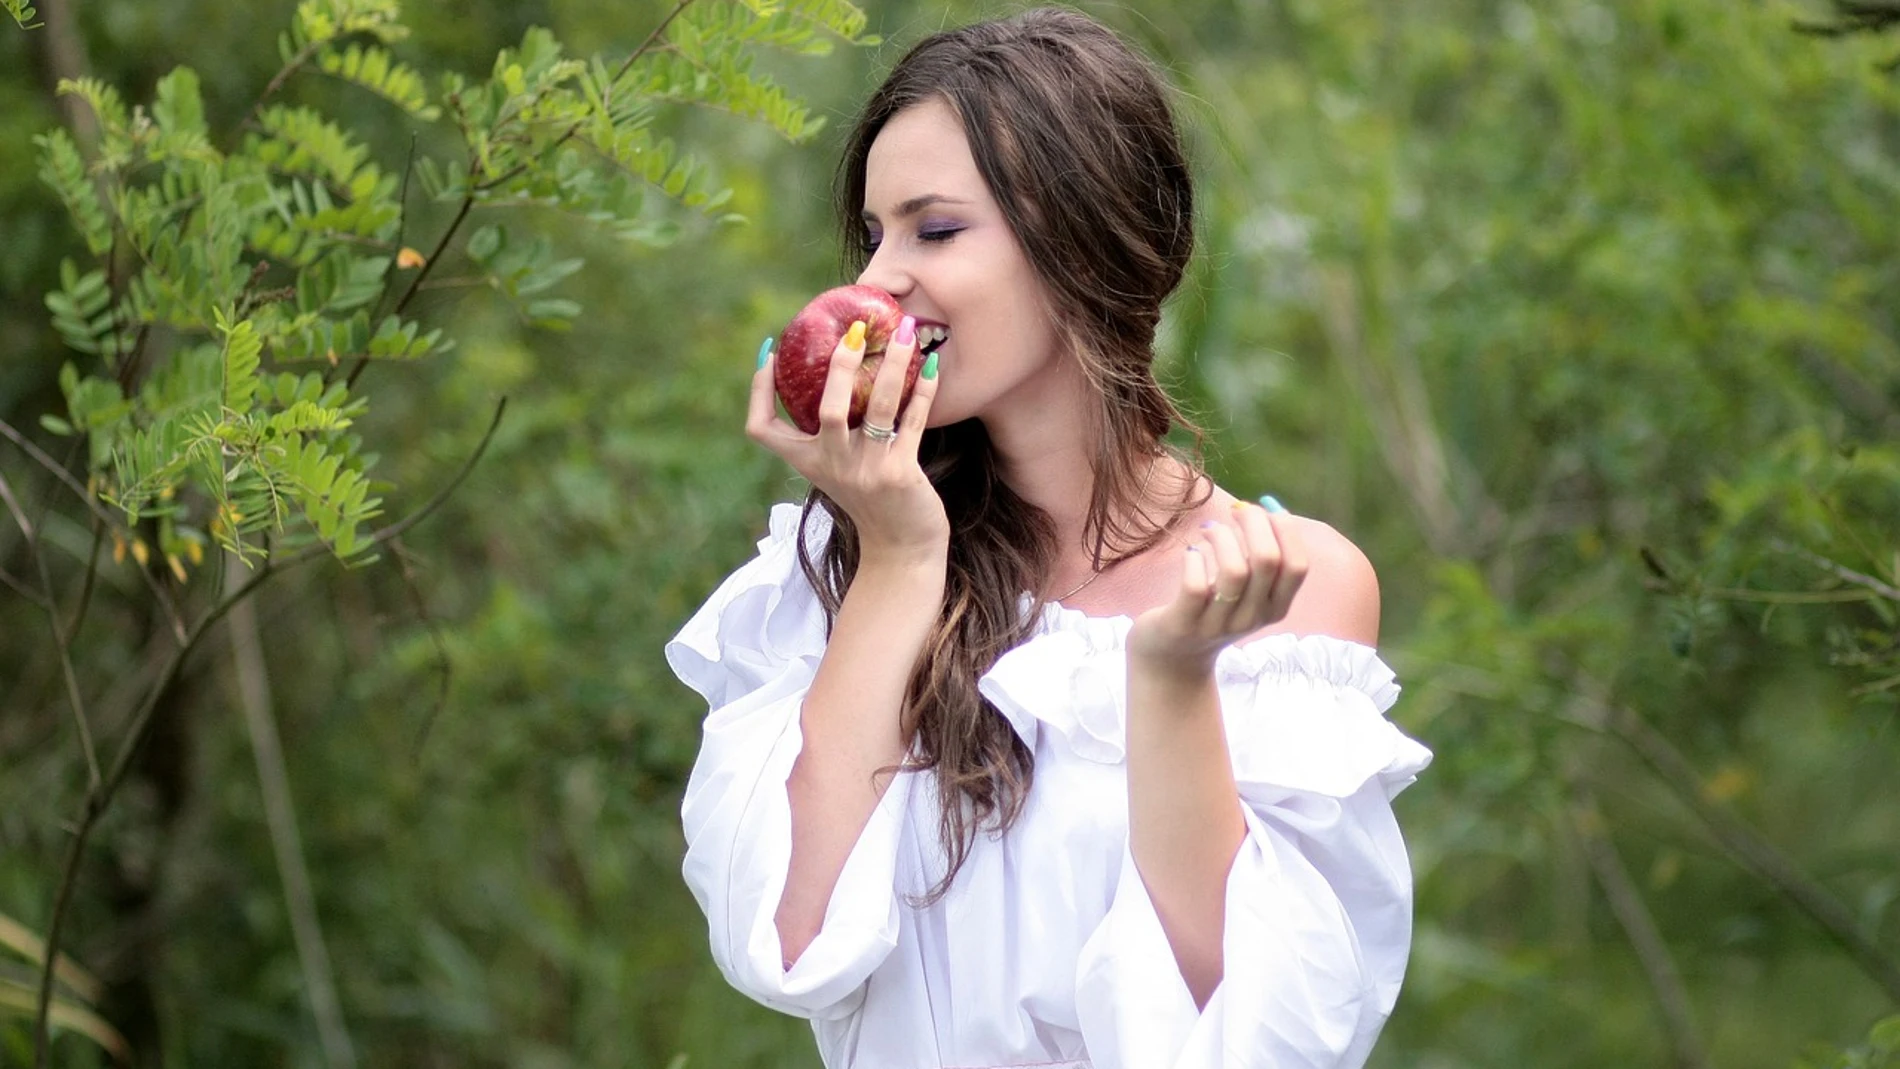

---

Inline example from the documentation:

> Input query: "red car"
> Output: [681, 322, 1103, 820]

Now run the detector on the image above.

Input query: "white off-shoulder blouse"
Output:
[666, 503, 1433, 1069]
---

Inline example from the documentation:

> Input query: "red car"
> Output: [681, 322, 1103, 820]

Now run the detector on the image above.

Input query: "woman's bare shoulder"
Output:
[1248, 508, 1381, 648]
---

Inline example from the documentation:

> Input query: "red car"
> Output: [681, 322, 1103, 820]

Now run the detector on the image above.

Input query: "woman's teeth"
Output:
[917, 324, 949, 352]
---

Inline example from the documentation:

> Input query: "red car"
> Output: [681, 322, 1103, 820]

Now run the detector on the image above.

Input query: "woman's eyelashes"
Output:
[862, 222, 965, 256]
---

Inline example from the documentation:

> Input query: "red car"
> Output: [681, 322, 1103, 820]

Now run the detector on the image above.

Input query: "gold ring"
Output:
[1211, 591, 1239, 604]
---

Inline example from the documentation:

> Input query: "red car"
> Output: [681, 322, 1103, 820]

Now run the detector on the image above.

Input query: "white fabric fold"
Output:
[670, 503, 913, 1021]
[670, 508, 1432, 1068]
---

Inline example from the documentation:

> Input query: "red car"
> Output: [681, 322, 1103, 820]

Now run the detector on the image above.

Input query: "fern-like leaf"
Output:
[218, 312, 263, 414]
[318, 42, 440, 120]
[54, 78, 140, 170]
[35, 129, 113, 255]
[150, 67, 218, 163]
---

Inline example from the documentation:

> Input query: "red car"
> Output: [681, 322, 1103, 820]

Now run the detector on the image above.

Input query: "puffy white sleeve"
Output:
[665, 503, 914, 1020]
[1073, 636, 1433, 1069]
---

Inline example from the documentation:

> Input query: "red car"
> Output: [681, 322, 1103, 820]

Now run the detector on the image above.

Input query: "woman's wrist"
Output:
[1126, 643, 1220, 691]
[857, 537, 950, 578]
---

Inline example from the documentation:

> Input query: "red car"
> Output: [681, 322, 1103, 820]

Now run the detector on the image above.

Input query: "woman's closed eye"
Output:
[864, 224, 965, 255]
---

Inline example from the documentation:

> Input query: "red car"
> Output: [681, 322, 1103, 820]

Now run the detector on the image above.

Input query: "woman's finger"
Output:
[1261, 510, 1309, 618]
[1180, 537, 1214, 604]
[895, 347, 940, 451]
[861, 315, 916, 442]
[746, 339, 804, 457]
[1200, 519, 1250, 625]
[815, 321, 869, 447]
[1229, 500, 1285, 625]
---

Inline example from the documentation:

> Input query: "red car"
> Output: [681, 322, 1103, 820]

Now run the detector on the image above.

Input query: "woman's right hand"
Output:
[747, 315, 949, 566]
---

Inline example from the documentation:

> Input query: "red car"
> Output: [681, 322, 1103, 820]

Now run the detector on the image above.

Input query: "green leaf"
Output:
[35, 129, 114, 256]
[4, 0, 41, 28]
[0, 981, 129, 1063]
[318, 41, 441, 120]
[220, 313, 263, 414]
[151, 67, 217, 162]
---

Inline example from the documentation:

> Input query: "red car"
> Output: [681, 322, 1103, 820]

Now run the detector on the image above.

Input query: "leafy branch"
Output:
[12, 0, 870, 1060]
[27, 398, 505, 1067]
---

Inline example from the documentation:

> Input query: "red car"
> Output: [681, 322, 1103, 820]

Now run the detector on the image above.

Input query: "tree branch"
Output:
[1567, 782, 1711, 1069]
[1772, 538, 1900, 602]
[1558, 693, 1900, 1004]
[0, 469, 100, 791]
[0, 418, 189, 644]
[389, 536, 453, 758]
[227, 554, 356, 1068]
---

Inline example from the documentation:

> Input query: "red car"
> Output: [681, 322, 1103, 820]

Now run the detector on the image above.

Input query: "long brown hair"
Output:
[799, 7, 1211, 902]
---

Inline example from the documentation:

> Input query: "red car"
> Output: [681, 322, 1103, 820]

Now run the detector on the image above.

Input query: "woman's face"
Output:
[856, 97, 1067, 429]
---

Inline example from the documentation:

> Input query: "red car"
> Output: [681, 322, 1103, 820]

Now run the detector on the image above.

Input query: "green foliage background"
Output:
[2, 0, 1897, 1066]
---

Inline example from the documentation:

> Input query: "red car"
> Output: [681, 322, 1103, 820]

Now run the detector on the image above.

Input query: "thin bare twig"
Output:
[0, 470, 101, 791]
[368, 134, 420, 323]
[2, 565, 49, 607]
[235, 39, 326, 145]
[390, 537, 453, 758]
[0, 418, 189, 644]
[62, 518, 104, 646]
[1772, 538, 1900, 602]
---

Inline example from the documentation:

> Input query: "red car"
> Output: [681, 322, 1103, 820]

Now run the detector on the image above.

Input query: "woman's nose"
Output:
[854, 245, 911, 298]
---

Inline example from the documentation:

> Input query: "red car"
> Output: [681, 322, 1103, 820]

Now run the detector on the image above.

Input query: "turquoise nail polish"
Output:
[1258, 494, 1286, 514]
[756, 336, 774, 370]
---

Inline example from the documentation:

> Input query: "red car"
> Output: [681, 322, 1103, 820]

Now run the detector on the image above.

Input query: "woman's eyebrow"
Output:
[861, 193, 970, 223]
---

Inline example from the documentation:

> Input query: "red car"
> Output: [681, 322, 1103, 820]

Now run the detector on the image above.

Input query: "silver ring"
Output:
[1211, 590, 1240, 604]
[860, 419, 898, 442]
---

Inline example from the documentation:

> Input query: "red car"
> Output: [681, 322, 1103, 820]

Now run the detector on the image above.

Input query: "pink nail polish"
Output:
[895, 315, 916, 347]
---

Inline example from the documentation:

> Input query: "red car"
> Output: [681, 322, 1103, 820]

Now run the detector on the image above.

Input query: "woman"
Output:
[665, 9, 1431, 1068]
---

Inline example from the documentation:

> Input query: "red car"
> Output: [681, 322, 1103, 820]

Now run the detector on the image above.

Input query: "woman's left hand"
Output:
[1126, 498, 1308, 680]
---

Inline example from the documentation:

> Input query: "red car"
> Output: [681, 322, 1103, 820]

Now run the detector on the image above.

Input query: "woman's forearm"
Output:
[776, 549, 946, 966]
[1124, 654, 1248, 1010]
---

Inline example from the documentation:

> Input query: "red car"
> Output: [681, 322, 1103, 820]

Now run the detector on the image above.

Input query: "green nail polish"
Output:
[1258, 494, 1286, 513]
[922, 352, 939, 380]
[756, 337, 774, 370]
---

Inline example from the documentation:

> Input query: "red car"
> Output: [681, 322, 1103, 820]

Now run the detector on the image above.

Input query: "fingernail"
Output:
[1200, 519, 1218, 529]
[895, 315, 916, 347]
[756, 336, 774, 370]
[844, 321, 866, 349]
[1258, 494, 1286, 514]
[922, 352, 939, 380]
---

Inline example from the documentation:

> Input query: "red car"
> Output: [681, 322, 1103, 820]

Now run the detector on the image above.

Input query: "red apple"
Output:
[773, 284, 918, 435]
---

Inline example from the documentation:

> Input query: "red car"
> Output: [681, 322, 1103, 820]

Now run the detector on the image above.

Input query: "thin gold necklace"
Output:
[1051, 454, 1164, 603]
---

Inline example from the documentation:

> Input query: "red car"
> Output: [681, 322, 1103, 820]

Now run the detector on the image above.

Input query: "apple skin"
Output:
[773, 284, 917, 435]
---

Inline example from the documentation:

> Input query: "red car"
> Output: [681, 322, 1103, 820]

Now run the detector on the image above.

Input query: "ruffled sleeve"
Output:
[666, 503, 915, 1020]
[997, 617, 1430, 1069]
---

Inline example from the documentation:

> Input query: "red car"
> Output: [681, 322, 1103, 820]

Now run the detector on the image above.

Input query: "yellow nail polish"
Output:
[844, 321, 866, 349]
